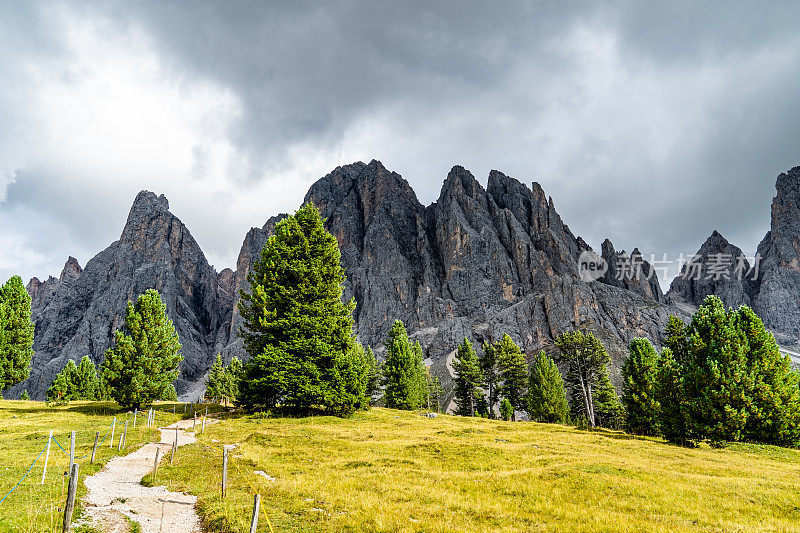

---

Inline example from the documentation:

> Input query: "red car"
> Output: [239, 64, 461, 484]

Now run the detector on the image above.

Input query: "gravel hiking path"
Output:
[81, 418, 206, 533]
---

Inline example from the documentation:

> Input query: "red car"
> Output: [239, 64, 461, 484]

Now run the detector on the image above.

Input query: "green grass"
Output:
[0, 399, 195, 532]
[4, 403, 800, 532]
[150, 408, 800, 532]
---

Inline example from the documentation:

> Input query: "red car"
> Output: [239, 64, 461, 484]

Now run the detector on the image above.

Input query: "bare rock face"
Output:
[753, 167, 800, 341]
[599, 240, 664, 302]
[12, 191, 231, 400]
[666, 230, 755, 309]
[221, 161, 682, 394]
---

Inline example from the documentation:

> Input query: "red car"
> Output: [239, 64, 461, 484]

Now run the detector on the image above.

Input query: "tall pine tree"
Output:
[0, 276, 34, 391]
[382, 320, 426, 410]
[622, 338, 661, 435]
[593, 365, 624, 429]
[101, 289, 183, 409]
[479, 341, 500, 418]
[497, 334, 527, 421]
[452, 338, 482, 416]
[554, 330, 610, 428]
[525, 351, 568, 423]
[238, 203, 367, 415]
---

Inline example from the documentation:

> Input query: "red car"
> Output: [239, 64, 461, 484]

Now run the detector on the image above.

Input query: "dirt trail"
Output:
[81, 418, 205, 533]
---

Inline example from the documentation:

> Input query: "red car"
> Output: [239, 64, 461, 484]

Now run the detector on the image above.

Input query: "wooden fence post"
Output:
[90, 431, 99, 464]
[250, 494, 261, 533]
[62, 463, 79, 532]
[222, 447, 229, 499]
[119, 420, 128, 451]
[152, 447, 161, 484]
[109, 417, 116, 448]
[133, 408, 137, 428]
[201, 415, 206, 434]
[193, 412, 197, 430]
[69, 431, 76, 472]
[40, 429, 52, 484]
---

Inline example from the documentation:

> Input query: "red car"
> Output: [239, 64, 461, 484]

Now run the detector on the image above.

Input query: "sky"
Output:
[1, 1, 799, 289]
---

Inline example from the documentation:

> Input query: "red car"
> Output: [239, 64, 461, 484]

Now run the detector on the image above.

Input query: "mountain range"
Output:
[8, 161, 800, 402]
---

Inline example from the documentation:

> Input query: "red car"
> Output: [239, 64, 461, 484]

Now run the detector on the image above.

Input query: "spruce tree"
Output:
[479, 341, 500, 418]
[500, 398, 514, 421]
[664, 316, 689, 362]
[0, 276, 34, 390]
[382, 320, 426, 410]
[224, 356, 244, 403]
[75, 355, 99, 400]
[554, 330, 610, 428]
[427, 374, 443, 413]
[622, 338, 661, 435]
[683, 296, 750, 446]
[656, 347, 695, 446]
[238, 203, 367, 415]
[205, 354, 226, 402]
[593, 365, 624, 429]
[101, 289, 183, 409]
[46, 371, 71, 406]
[736, 306, 800, 446]
[525, 351, 568, 423]
[21, 390, 29, 401]
[452, 338, 482, 416]
[497, 334, 527, 420]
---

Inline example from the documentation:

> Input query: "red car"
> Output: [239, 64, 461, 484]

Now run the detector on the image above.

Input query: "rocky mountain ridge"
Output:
[9, 161, 800, 400]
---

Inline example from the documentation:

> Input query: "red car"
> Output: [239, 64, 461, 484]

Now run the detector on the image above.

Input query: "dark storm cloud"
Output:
[1, 1, 799, 288]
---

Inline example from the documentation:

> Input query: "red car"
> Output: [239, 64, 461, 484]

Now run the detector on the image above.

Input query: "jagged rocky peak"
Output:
[59, 257, 83, 283]
[666, 230, 754, 309]
[753, 166, 800, 340]
[599, 239, 663, 302]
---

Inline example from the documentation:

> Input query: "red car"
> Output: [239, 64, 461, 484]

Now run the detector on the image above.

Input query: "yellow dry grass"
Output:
[154, 407, 800, 532]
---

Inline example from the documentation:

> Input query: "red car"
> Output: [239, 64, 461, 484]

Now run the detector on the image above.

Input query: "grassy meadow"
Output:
[156, 407, 800, 532]
[0, 400, 192, 532]
[2, 402, 800, 532]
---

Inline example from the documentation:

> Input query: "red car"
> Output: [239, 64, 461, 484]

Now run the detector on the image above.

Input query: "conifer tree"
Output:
[0, 276, 34, 391]
[525, 351, 568, 423]
[382, 320, 426, 410]
[656, 347, 695, 446]
[205, 354, 227, 402]
[452, 338, 482, 416]
[224, 356, 244, 402]
[46, 370, 71, 406]
[427, 373, 443, 413]
[75, 355, 99, 400]
[21, 389, 29, 401]
[664, 315, 689, 362]
[500, 398, 514, 421]
[593, 365, 624, 429]
[622, 338, 661, 435]
[238, 203, 367, 415]
[101, 289, 183, 409]
[554, 330, 610, 428]
[479, 341, 500, 418]
[497, 334, 527, 420]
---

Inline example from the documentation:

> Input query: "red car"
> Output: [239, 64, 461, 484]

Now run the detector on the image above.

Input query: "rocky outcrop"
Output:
[222, 161, 681, 396]
[598, 240, 663, 302]
[753, 167, 800, 341]
[666, 230, 755, 309]
[11, 191, 232, 400]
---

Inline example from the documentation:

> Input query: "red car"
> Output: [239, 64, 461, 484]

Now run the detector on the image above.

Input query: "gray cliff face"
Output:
[222, 161, 681, 396]
[666, 230, 755, 309]
[599, 240, 664, 303]
[753, 167, 800, 341]
[13, 191, 231, 400]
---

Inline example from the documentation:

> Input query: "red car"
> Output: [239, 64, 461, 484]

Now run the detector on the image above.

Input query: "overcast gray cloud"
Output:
[1, 1, 799, 289]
